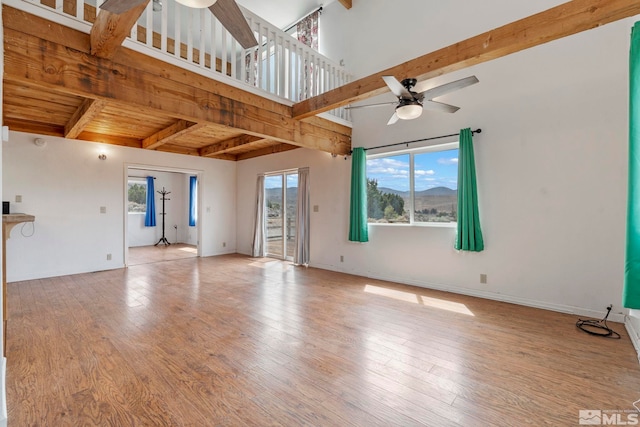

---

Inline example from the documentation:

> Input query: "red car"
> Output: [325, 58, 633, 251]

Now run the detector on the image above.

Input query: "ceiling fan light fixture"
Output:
[175, 0, 216, 8]
[396, 101, 423, 120]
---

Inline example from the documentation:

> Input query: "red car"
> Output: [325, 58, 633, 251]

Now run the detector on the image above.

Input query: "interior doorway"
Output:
[124, 165, 202, 266]
[265, 171, 298, 261]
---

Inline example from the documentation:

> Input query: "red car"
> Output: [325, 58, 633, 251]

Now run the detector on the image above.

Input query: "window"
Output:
[127, 179, 147, 213]
[366, 142, 459, 225]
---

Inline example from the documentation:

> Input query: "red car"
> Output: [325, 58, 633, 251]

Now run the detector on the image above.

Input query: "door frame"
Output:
[123, 163, 203, 267]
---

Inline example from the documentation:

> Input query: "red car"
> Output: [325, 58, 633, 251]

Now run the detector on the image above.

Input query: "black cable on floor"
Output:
[576, 305, 620, 339]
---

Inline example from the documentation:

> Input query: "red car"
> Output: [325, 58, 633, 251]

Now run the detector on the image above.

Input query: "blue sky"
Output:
[366, 148, 459, 191]
[265, 173, 298, 189]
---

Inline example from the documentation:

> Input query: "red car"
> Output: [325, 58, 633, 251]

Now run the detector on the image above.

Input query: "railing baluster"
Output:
[231, 39, 237, 80]
[211, 12, 217, 72]
[174, 5, 181, 59]
[145, 1, 152, 48]
[75, 0, 83, 21]
[266, 29, 272, 94]
[161, 0, 168, 52]
[257, 25, 264, 90]
[199, 9, 205, 68]
[221, 26, 228, 76]
[187, 8, 193, 63]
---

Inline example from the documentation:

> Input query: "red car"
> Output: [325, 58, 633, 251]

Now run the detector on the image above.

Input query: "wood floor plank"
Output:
[6, 252, 640, 426]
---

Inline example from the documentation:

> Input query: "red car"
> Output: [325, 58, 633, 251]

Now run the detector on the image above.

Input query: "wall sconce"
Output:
[98, 153, 107, 160]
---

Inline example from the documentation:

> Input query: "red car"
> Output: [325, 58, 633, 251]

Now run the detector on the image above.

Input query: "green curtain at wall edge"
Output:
[348, 147, 369, 242]
[623, 22, 640, 309]
[455, 128, 484, 252]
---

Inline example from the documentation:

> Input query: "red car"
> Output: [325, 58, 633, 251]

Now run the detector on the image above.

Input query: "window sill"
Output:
[368, 222, 456, 229]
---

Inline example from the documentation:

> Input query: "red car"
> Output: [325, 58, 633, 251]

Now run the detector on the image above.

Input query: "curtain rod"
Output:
[129, 175, 156, 179]
[283, 6, 322, 33]
[360, 128, 482, 153]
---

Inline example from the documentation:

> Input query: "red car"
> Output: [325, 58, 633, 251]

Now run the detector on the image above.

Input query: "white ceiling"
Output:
[237, 0, 335, 30]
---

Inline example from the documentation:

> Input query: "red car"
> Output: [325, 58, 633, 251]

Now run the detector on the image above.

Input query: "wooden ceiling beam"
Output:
[4, 118, 64, 137]
[3, 12, 351, 155]
[76, 131, 142, 148]
[142, 120, 206, 150]
[292, 0, 640, 119]
[236, 143, 299, 161]
[199, 135, 265, 157]
[65, 98, 107, 139]
[90, 0, 150, 59]
[337, 0, 352, 10]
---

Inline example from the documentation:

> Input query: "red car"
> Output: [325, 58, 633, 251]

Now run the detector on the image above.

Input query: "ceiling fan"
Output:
[347, 75, 479, 125]
[100, 0, 259, 49]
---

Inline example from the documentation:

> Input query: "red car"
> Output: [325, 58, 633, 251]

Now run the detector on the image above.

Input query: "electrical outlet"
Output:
[480, 274, 487, 284]
[223, 242, 226, 248]
[106, 253, 112, 261]
[313, 205, 319, 212]
[100, 206, 107, 214]
[15, 195, 22, 203]
[340, 255, 344, 263]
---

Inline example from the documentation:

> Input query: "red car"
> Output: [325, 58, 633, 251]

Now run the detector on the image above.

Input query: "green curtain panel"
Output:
[624, 22, 640, 309]
[349, 147, 369, 242]
[455, 128, 484, 252]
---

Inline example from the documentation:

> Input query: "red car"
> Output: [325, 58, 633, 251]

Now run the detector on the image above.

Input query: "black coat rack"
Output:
[155, 187, 171, 246]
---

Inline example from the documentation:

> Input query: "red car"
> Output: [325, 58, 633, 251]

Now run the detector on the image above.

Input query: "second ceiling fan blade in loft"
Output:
[100, 0, 258, 49]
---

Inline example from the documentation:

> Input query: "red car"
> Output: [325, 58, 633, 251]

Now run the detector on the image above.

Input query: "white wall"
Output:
[3, 132, 236, 282]
[238, 3, 639, 321]
[127, 170, 193, 247]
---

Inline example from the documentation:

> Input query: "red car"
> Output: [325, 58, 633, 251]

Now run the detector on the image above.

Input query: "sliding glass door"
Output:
[265, 172, 298, 260]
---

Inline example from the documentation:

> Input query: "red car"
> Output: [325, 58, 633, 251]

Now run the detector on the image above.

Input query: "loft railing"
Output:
[9, 0, 352, 123]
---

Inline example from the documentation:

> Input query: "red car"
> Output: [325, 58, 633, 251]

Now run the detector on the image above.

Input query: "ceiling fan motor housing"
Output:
[401, 78, 418, 91]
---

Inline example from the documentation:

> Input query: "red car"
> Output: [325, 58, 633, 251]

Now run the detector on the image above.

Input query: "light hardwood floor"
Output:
[6, 254, 640, 426]
[128, 244, 198, 266]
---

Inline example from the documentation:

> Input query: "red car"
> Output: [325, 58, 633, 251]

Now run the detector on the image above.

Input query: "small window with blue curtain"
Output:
[189, 176, 197, 227]
[366, 142, 459, 225]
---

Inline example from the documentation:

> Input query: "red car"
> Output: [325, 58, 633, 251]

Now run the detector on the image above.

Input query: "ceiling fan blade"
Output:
[382, 76, 413, 99]
[99, 0, 148, 14]
[345, 101, 397, 110]
[387, 112, 399, 125]
[209, 0, 259, 49]
[423, 100, 460, 113]
[415, 76, 479, 99]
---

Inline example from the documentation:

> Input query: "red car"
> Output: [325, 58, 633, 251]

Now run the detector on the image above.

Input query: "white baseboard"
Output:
[625, 312, 640, 363]
[309, 261, 626, 323]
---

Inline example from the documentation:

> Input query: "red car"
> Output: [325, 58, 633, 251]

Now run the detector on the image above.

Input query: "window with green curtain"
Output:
[349, 147, 369, 242]
[624, 21, 640, 309]
[455, 128, 484, 251]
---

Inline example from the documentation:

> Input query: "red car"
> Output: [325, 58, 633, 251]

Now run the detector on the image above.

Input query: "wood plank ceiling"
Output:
[2, 3, 352, 161]
[4, 0, 640, 162]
